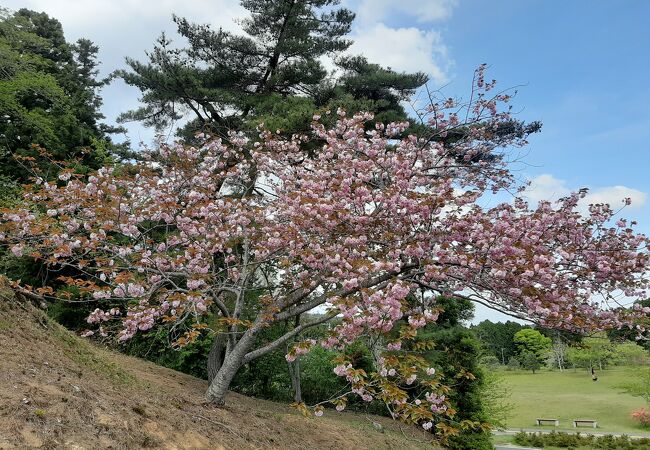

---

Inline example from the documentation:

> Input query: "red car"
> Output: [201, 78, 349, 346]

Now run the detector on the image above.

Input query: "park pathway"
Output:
[494, 446, 539, 450]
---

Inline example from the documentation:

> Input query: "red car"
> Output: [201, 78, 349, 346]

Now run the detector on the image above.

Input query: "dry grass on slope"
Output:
[0, 281, 432, 449]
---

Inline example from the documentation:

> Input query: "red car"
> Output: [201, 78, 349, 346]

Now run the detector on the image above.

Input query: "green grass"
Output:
[499, 367, 648, 434]
[47, 314, 136, 385]
[492, 434, 515, 445]
[0, 318, 12, 330]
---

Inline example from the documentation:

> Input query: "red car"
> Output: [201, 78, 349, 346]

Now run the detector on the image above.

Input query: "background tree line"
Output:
[472, 319, 649, 374]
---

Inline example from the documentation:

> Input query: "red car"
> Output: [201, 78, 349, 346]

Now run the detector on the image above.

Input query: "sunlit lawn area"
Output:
[499, 366, 648, 434]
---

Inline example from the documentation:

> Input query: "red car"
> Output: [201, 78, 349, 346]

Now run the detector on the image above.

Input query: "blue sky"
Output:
[445, 0, 650, 192]
[5, 0, 649, 322]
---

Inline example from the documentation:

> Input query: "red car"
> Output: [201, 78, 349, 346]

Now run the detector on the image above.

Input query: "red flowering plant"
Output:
[631, 408, 650, 427]
[1, 66, 648, 441]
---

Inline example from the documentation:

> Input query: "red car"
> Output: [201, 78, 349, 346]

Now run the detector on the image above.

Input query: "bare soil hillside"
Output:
[0, 282, 432, 449]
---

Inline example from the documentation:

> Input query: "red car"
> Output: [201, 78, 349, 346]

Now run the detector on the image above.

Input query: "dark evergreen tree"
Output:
[0, 8, 127, 184]
[313, 55, 428, 128]
[119, 0, 352, 138]
[414, 297, 493, 450]
[117, 0, 432, 141]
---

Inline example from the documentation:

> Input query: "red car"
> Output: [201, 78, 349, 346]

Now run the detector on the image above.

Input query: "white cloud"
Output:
[3, 0, 244, 32]
[344, 0, 457, 87]
[585, 185, 647, 209]
[347, 23, 450, 85]
[355, 0, 458, 24]
[520, 174, 571, 204]
[522, 174, 647, 214]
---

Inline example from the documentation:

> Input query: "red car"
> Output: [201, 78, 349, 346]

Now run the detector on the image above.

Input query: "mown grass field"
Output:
[499, 366, 648, 434]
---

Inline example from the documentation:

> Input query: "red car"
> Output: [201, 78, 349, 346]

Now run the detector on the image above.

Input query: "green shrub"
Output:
[122, 328, 211, 379]
[480, 354, 501, 369]
[513, 431, 650, 449]
[507, 357, 521, 370]
[447, 431, 493, 450]
[47, 298, 95, 330]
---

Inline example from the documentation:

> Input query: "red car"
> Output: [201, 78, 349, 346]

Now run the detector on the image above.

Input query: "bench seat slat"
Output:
[535, 418, 559, 426]
[572, 419, 597, 428]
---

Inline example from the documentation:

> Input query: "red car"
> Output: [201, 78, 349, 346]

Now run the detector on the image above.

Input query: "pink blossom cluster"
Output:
[86, 308, 120, 324]
[285, 339, 317, 362]
[425, 392, 448, 414]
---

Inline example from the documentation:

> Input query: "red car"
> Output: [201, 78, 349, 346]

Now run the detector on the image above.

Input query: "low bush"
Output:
[506, 357, 521, 370]
[447, 431, 493, 450]
[513, 431, 650, 449]
[631, 408, 650, 428]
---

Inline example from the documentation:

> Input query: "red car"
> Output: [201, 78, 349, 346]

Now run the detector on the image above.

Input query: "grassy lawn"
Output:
[492, 434, 515, 445]
[499, 366, 648, 434]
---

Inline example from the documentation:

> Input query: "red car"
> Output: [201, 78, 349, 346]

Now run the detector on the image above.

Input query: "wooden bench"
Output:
[535, 418, 559, 426]
[573, 419, 598, 428]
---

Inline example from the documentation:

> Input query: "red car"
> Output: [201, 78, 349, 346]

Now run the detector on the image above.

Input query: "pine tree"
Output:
[0, 8, 127, 184]
[117, 0, 433, 140]
[316, 56, 428, 125]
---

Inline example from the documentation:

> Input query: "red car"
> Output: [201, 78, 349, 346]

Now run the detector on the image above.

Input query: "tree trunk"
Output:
[286, 314, 302, 403]
[206, 355, 241, 405]
[206, 329, 257, 405]
[207, 333, 226, 383]
[288, 357, 302, 403]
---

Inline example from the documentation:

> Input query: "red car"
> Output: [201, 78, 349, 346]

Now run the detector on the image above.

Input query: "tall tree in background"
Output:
[472, 320, 527, 364]
[514, 329, 552, 373]
[0, 8, 126, 185]
[117, 0, 428, 140]
[415, 297, 494, 450]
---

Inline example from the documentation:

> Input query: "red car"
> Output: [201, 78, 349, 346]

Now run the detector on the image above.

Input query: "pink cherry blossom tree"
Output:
[2, 66, 648, 435]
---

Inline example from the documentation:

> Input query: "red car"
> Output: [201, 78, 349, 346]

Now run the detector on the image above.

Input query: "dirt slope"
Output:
[0, 282, 432, 449]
